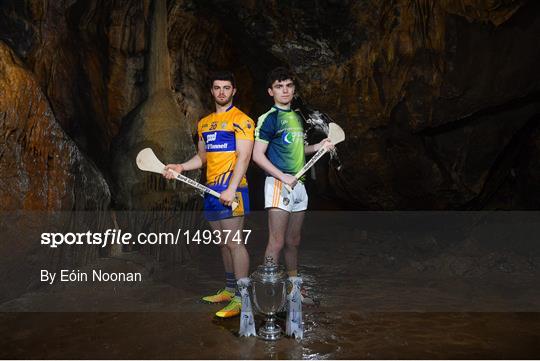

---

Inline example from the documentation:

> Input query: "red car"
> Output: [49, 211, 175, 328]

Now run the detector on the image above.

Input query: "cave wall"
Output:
[111, 0, 200, 210]
[185, 0, 540, 209]
[0, 40, 109, 210]
[0, 0, 150, 169]
[1, 0, 540, 210]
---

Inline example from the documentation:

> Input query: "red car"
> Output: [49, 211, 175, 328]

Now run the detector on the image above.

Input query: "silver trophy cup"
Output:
[251, 257, 288, 341]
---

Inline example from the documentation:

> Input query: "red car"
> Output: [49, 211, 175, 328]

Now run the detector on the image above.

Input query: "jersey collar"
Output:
[272, 105, 292, 112]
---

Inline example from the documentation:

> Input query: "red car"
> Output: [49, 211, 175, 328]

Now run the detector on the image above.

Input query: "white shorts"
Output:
[264, 176, 308, 212]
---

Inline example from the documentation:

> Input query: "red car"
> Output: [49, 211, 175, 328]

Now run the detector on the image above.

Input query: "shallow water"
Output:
[1, 212, 539, 358]
[1, 311, 538, 358]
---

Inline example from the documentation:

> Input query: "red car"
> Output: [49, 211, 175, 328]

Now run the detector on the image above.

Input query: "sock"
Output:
[225, 272, 236, 294]
[287, 269, 298, 277]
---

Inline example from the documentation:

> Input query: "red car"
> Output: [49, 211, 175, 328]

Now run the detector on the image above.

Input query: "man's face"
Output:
[268, 79, 295, 106]
[211, 80, 236, 106]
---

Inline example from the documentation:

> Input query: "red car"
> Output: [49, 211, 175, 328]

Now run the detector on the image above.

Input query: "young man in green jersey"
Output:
[253, 67, 333, 304]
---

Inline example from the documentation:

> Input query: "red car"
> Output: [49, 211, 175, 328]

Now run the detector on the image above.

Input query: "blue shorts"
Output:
[203, 184, 250, 221]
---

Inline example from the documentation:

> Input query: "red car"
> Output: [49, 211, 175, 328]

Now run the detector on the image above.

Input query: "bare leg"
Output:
[209, 220, 233, 274]
[284, 211, 305, 272]
[265, 208, 290, 264]
[220, 216, 249, 279]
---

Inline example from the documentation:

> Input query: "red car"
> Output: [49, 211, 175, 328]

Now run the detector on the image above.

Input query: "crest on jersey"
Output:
[281, 132, 293, 144]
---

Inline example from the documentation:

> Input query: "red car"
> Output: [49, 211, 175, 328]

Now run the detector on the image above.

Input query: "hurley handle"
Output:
[283, 123, 345, 193]
[136, 148, 239, 210]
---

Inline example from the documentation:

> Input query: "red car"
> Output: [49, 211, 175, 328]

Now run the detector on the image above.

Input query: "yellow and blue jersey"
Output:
[197, 106, 255, 187]
[197, 106, 254, 221]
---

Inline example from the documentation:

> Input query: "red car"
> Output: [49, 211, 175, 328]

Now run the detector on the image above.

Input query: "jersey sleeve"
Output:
[197, 119, 204, 142]
[233, 115, 255, 141]
[255, 111, 276, 143]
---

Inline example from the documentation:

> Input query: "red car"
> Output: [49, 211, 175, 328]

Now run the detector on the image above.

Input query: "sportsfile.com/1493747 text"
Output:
[40, 229, 252, 248]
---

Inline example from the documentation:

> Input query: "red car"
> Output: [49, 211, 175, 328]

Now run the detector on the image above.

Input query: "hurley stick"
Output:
[136, 148, 239, 210]
[284, 122, 345, 193]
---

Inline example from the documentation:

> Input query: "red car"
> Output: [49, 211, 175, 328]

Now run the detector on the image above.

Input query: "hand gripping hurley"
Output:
[284, 122, 345, 193]
[136, 148, 239, 210]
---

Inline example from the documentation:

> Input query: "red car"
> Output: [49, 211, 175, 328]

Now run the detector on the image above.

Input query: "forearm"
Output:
[226, 153, 250, 192]
[180, 154, 204, 171]
[304, 143, 319, 155]
[253, 152, 288, 181]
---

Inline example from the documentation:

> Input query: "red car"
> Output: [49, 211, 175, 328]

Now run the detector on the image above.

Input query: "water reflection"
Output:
[1, 212, 540, 358]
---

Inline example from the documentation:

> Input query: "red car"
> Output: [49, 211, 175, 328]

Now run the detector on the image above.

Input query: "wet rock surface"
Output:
[0, 41, 110, 211]
[111, 0, 199, 211]
[0, 39, 111, 301]
[2, 1, 540, 210]
[184, 0, 540, 209]
[0, 0, 151, 165]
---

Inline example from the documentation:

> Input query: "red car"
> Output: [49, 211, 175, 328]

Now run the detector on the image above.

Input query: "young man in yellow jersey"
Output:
[163, 71, 254, 318]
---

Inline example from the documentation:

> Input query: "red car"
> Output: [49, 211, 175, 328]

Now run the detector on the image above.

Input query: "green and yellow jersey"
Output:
[255, 106, 305, 178]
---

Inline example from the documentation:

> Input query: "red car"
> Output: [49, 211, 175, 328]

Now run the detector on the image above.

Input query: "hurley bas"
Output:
[41, 269, 143, 285]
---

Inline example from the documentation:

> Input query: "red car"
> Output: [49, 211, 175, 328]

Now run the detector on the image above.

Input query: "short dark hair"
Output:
[266, 67, 296, 89]
[209, 70, 236, 89]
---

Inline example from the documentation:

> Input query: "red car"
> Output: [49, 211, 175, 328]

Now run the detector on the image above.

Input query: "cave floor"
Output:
[1, 310, 539, 359]
[1, 213, 539, 359]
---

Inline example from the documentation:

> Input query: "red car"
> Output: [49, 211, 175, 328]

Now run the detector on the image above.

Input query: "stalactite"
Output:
[148, 0, 170, 95]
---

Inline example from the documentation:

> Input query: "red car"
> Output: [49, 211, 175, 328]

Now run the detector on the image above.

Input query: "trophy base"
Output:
[258, 318, 282, 341]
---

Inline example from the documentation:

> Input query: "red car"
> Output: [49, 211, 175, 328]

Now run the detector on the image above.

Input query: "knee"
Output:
[226, 242, 245, 253]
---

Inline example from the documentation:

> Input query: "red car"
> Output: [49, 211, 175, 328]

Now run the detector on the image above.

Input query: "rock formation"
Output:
[1, 0, 539, 210]
[0, 41, 109, 210]
[174, 0, 540, 209]
[111, 0, 198, 210]
[0, 39, 110, 301]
